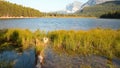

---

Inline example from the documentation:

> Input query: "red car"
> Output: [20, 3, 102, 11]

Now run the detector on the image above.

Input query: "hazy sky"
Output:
[6, 0, 88, 12]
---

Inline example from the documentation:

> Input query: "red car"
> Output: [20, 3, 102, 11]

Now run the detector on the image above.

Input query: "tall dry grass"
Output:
[0, 29, 120, 59]
[48, 29, 120, 59]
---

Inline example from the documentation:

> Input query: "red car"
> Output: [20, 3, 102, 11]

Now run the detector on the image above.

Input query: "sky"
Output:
[6, 0, 88, 12]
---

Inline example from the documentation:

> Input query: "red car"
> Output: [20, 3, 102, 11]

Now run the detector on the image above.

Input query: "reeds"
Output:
[0, 29, 120, 59]
[48, 29, 120, 59]
[0, 29, 45, 52]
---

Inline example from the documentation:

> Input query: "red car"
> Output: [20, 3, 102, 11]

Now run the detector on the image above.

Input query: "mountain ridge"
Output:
[66, 1, 83, 13]
[0, 1, 42, 17]
[81, 0, 120, 8]
[76, 1, 120, 18]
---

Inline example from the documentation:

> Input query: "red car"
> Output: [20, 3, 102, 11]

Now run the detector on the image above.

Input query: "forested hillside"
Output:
[0, 1, 43, 17]
[76, 1, 120, 18]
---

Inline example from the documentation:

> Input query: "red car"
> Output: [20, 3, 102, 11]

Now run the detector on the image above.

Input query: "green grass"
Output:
[0, 29, 120, 59]
[0, 29, 46, 52]
[48, 29, 120, 59]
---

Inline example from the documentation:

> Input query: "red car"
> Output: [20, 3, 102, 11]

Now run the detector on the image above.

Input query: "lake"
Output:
[0, 18, 120, 31]
[0, 18, 120, 68]
[0, 48, 35, 68]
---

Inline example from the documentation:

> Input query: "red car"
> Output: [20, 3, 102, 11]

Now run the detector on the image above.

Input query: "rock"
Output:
[43, 37, 49, 44]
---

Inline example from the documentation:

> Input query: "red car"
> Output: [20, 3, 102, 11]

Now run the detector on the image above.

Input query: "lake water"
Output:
[0, 18, 120, 68]
[0, 18, 120, 31]
[0, 48, 35, 68]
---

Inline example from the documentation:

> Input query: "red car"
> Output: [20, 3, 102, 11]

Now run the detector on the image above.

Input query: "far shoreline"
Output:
[0, 16, 98, 19]
[0, 16, 119, 19]
[0, 16, 39, 19]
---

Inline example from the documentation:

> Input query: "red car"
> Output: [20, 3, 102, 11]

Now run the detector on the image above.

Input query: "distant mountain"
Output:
[81, 0, 120, 8]
[51, 10, 67, 14]
[65, 0, 120, 13]
[66, 1, 83, 13]
[51, 1, 83, 14]
[76, 1, 120, 18]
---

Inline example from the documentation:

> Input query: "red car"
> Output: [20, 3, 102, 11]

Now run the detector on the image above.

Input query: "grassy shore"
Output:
[0, 29, 45, 52]
[48, 29, 120, 59]
[0, 29, 120, 59]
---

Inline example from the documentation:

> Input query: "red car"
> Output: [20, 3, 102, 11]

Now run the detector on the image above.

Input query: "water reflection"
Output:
[0, 48, 35, 68]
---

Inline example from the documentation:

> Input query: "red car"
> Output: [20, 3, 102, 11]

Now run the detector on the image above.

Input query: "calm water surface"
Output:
[0, 18, 120, 31]
[0, 48, 35, 68]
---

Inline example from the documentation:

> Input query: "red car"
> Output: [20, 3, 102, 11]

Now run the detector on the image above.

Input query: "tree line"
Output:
[0, 1, 43, 17]
[76, 1, 120, 18]
[0, 1, 79, 18]
[0, 1, 120, 18]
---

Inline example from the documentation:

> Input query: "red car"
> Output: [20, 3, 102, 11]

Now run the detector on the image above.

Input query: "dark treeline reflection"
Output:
[100, 12, 120, 19]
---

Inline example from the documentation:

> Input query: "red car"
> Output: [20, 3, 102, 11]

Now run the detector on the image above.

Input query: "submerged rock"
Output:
[41, 48, 120, 68]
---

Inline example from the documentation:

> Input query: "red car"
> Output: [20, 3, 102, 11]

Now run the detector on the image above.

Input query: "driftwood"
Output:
[35, 37, 49, 68]
[35, 50, 44, 68]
